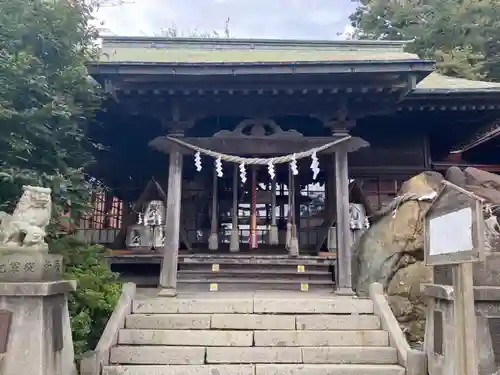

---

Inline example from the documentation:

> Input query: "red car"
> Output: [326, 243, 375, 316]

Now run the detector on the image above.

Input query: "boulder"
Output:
[353, 171, 443, 296]
[464, 167, 500, 204]
[387, 261, 432, 342]
[354, 167, 500, 344]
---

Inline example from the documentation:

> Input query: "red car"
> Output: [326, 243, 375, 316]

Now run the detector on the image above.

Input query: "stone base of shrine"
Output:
[0, 280, 77, 375]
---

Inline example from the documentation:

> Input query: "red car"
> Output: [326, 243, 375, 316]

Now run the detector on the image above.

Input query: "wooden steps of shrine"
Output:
[177, 278, 334, 292]
[110, 253, 336, 291]
[177, 254, 335, 292]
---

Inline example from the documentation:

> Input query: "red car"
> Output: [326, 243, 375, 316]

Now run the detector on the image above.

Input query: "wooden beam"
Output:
[159, 147, 183, 296]
[115, 81, 407, 94]
[335, 146, 355, 295]
[450, 121, 500, 153]
[149, 136, 369, 156]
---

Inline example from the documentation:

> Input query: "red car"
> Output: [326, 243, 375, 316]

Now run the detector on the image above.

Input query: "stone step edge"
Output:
[102, 364, 405, 375]
[110, 346, 398, 365]
[132, 297, 374, 315]
[126, 313, 381, 330]
[117, 329, 389, 347]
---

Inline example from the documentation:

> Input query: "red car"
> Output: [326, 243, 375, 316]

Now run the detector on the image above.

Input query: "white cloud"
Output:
[94, 0, 357, 39]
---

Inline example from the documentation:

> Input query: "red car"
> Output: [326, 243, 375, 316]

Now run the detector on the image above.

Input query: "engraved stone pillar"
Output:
[159, 145, 183, 296]
[0, 187, 77, 375]
[0, 256, 77, 375]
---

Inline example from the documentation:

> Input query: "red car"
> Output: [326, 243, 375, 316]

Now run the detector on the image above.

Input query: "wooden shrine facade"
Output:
[85, 37, 500, 295]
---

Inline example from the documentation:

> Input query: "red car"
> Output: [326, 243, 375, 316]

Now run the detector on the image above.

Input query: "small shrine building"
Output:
[82, 36, 500, 294]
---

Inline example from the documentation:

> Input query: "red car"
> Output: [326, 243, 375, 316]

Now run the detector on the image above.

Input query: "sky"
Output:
[96, 0, 358, 40]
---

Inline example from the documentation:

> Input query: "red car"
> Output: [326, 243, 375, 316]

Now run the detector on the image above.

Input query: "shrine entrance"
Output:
[86, 36, 440, 294]
[144, 117, 367, 295]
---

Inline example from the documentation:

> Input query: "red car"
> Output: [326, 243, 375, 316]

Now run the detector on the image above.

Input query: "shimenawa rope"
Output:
[166, 135, 351, 165]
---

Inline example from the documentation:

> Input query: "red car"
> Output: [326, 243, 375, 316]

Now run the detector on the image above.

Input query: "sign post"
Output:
[424, 180, 486, 375]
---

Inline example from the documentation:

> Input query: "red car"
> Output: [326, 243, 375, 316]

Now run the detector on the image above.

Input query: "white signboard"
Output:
[429, 207, 473, 256]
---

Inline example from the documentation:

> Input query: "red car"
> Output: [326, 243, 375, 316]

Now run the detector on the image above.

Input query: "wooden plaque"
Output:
[0, 309, 12, 354]
[424, 181, 486, 266]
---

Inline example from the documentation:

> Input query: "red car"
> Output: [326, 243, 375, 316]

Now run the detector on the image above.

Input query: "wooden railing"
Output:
[75, 228, 120, 245]
[79, 283, 136, 375]
[74, 227, 339, 249]
[369, 283, 427, 375]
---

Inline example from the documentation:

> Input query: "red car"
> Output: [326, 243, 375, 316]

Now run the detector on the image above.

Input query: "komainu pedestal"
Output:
[0, 186, 77, 375]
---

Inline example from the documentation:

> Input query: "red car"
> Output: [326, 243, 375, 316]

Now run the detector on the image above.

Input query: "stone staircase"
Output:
[102, 293, 406, 375]
[177, 254, 336, 292]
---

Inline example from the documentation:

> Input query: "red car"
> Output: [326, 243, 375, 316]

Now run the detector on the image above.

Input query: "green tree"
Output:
[0, 0, 104, 227]
[159, 17, 231, 38]
[350, 0, 500, 80]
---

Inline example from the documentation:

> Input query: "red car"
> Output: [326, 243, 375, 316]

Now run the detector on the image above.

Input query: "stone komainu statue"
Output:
[0, 185, 52, 250]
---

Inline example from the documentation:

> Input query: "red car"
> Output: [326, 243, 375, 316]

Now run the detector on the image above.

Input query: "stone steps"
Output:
[110, 346, 399, 365]
[102, 364, 405, 375]
[103, 295, 405, 375]
[118, 329, 389, 347]
[132, 296, 374, 314]
[125, 313, 382, 330]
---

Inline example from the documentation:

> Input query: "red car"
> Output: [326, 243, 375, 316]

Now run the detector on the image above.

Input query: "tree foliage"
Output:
[350, 0, 500, 81]
[50, 236, 121, 358]
[159, 18, 231, 38]
[0, 0, 104, 227]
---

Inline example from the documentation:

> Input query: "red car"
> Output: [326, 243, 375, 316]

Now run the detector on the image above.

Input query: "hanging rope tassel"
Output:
[286, 167, 292, 250]
[269, 179, 279, 245]
[249, 167, 258, 249]
[230, 164, 240, 252]
[289, 167, 299, 257]
[208, 168, 219, 251]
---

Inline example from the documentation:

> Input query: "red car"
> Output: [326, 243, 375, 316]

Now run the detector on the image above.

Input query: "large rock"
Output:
[354, 167, 500, 345]
[387, 261, 432, 342]
[464, 167, 500, 203]
[353, 171, 443, 296]
[353, 171, 442, 343]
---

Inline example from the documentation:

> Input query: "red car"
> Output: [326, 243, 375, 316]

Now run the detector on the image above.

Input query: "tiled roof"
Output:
[416, 72, 500, 91]
[98, 36, 420, 64]
[96, 36, 500, 92]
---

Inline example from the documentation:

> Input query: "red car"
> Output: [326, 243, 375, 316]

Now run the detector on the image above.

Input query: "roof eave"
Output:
[87, 59, 436, 78]
[412, 88, 500, 95]
[99, 35, 415, 50]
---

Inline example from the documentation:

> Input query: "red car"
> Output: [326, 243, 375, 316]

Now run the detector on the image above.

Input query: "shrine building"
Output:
[81, 36, 500, 294]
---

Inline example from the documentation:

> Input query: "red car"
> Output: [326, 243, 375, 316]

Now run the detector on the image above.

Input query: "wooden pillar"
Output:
[159, 146, 183, 296]
[335, 146, 354, 295]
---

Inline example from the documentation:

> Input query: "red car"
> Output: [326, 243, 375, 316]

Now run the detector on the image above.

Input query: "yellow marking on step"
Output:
[212, 264, 220, 272]
[209, 283, 218, 292]
[297, 265, 305, 273]
[300, 283, 309, 292]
